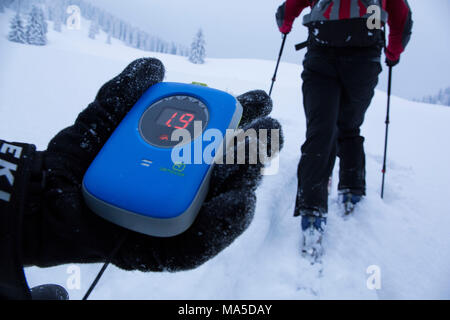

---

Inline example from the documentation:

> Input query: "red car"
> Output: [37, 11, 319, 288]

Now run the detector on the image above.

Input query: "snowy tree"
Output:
[5, 0, 190, 57]
[119, 21, 127, 41]
[170, 42, 178, 55]
[88, 18, 100, 40]
[139, 31, 147, 50]
[26, 6, 47, 46]
[149, 37, 157, 52]
[125, 26, 135, 47]
[51, 2, 64, 32]
[8, 0, 25, 13]
[102, 13, 112, 35]
[155, 37, 164, 53]
[189, 28, 206, 64]
[183, 46, 190, 57]
[112, 19, 121, 39]
[53, 17, 62, 32]
[131, 28, 140, 48]
[148, 37, 156, 51]
[8, 13, 26, 44]
[106, 30, 112, 44]
[34, 4, 48, 34]
[420, 87, 450, 107]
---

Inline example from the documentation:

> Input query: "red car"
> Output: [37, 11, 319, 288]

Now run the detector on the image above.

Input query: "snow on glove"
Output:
[4, 58, 283, 279]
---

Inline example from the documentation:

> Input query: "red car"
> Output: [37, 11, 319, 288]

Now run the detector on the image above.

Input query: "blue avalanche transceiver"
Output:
[82, 82, 242, 237]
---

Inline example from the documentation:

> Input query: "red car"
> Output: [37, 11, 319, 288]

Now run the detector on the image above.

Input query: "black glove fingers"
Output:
[237, 90, 273, 128]
[209, 116, 283, 197]
[115, 189, 256, 272]
[175, 188, 256, 271]
[242, 116, 284, 160]
[96, 58, 165, 115]
[46, 101, 114, 179]
[208, 161, 262, 200]
[46, 59, 165, 179]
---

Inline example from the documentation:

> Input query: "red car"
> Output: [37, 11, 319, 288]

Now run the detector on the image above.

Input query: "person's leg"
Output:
[336, 59, 382, 195]
[294, 56, 341, 216]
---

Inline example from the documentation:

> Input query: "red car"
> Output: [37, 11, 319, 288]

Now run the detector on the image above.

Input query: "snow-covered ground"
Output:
[1, 10, 450, 300]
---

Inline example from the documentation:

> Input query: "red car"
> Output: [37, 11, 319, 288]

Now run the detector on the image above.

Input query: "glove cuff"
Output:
[0, 140, 39, 299]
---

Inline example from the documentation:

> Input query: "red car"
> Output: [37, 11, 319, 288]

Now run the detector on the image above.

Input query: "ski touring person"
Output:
[276, 0, 413, 261]
[0, 58, 283, 299]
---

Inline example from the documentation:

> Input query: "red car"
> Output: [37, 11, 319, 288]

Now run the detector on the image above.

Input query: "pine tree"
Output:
[170, 42, 177, 55]
[149, 37, 156, 52]
[119, 21, 126, 41]
[189, 28, 206, 64]
[36, 5, 48, 34]
[113, 19, 121, 39]
[139, 31, 147, 50]
[106, 30, 112, 44]
[26, 6, 47, 46]
[125, 26, 134, 46]
[9, 0, 25, 13]
[53, 18, 62, 32]
[45, 3, 54, 21]
[88, 18, 99, 40]
[420, 87, 450, 107]
[141, 34, 150, 51]
[8, 13, 26, 44]
[131, 28, 140, 48]
[52, 3, 64, 33]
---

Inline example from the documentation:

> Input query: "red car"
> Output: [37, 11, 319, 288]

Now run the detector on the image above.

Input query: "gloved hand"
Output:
[276, 3, 291, 34]
[385, 57, 400, 67]
[16, 58, 283, 274]
[385, 49, 400, 67]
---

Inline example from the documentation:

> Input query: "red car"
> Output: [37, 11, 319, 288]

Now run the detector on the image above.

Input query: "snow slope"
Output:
[1, 10, 450, 300]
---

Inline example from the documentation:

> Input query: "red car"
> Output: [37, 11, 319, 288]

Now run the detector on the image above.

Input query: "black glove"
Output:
[385, 49, 400, 67]
[385, 57, 400, 67]
[1, 58, 283, 297]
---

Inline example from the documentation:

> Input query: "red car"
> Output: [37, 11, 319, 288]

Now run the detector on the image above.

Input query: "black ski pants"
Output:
[294, 47, 382, 216]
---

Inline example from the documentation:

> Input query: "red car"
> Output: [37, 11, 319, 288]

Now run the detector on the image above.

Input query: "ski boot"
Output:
[339, 190, 363, 216]
[300, 211, 327, 264]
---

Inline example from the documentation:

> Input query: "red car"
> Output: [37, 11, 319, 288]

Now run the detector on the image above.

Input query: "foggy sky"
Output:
[87, 0, 450, 100]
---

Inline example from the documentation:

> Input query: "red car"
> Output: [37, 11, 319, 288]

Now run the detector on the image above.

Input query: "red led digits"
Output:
[165, 112, 178, 128]
[165, 112, 195, 129]
[174, 113, 195, 129]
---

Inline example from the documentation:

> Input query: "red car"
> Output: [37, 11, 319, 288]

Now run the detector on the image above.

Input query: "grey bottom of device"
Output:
[82, 169, 212, 238]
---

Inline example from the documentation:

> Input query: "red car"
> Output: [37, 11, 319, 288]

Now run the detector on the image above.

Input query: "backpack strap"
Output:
[303, 0, 388, 25]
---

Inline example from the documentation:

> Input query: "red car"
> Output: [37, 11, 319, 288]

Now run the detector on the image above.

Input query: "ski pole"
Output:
[381, 66, 393, 199]
[269, 34, 287, 97]
[82, 231, 128, 300]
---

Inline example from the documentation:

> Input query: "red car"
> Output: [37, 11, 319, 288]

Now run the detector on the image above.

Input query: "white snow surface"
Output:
[1, 10, 450, 300]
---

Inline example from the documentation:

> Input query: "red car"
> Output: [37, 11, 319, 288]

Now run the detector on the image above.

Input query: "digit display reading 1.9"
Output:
[139, 95, 209, 148]
[156, 108, 197, 130]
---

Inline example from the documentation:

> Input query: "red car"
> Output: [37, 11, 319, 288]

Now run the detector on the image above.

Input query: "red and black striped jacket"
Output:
[278, 0, 412, 61]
